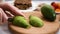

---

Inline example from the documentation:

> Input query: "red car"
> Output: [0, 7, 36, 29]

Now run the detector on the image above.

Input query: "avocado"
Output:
[41, 4, 56, 21]
[29, 15, 44, 27]
[11, 16, 30, 28]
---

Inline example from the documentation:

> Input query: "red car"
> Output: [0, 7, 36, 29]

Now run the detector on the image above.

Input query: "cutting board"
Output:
[8, 11, 60, 34]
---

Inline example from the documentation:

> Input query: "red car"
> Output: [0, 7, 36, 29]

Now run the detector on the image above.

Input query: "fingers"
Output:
[5, 3, 25, 16]
[5, 11, 14, 18]
[0, 8, 8, 23]
[0, 3, 26, 17]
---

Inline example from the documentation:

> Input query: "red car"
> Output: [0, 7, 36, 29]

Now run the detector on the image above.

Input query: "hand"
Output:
[0, 3, 26, 24]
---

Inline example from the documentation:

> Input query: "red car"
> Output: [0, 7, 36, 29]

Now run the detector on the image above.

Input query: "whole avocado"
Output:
[29, 15, 44, 27]
[41, 4, 56, 21]
[12, 16, 30, 28]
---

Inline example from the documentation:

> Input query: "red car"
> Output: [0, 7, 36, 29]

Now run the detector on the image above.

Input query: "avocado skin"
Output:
[41, 5, 56, 21]
[12, 16, 30, 28]
[29, 16, 44, 27]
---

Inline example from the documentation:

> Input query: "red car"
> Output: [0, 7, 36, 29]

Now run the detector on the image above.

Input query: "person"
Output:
[0, 3, 26, 24]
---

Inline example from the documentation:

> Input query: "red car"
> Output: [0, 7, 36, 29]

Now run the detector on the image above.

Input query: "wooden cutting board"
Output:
[8, 11, 60, 34]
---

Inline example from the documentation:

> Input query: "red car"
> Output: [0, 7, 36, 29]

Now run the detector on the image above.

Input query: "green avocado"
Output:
[29, 15, 44, 27]
[41, 4, 56, 21]
[12, 16, 30, 28]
